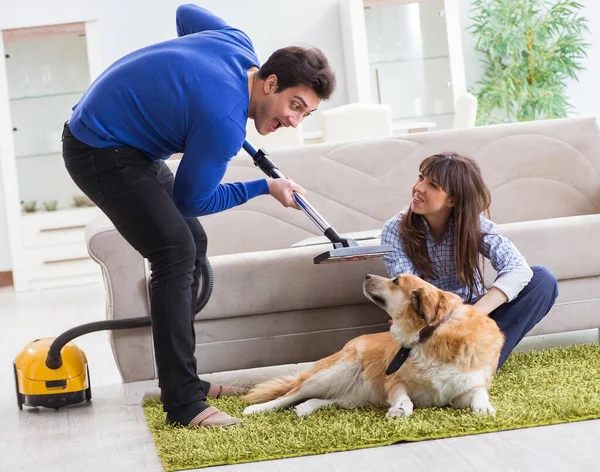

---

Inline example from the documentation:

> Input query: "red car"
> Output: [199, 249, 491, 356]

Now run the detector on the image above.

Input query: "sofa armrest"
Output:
[85, 214, 155, 382]
[483, 214, 600, 285]
[85, 214, 150, 320]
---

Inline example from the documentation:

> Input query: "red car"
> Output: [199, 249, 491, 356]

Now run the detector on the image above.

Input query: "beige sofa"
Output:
[86, 116, 600, 383]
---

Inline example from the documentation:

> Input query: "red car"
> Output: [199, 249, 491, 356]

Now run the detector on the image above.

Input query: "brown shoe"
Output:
[189, 406, 242, 428]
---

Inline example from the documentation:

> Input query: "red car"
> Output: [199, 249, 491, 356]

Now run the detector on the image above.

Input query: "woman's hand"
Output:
[267, 178, 306, 210]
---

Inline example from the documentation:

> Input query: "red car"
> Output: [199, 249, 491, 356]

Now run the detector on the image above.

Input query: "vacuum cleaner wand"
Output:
[242, 140, 392, 264]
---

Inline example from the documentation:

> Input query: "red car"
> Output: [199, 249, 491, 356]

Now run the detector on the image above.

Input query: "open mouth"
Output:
[412, 194, 424, 204]
[369, 293, 387, 307]
[270, 119, 283, 132]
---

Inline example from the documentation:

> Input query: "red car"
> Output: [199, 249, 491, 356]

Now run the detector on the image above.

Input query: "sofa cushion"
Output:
[200, 242, 387, 320]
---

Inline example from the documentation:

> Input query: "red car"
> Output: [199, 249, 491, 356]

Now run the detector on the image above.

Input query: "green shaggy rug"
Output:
[144, 344, 600, 471]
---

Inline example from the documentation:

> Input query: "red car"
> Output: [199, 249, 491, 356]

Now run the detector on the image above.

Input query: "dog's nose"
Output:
[365, 274, 372, 279]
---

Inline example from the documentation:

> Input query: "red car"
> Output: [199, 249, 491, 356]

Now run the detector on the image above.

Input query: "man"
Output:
[62, 3, 336, 428]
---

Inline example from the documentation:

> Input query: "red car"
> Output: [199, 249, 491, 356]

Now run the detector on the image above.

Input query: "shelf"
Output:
[9, 90, 85, 102]
[21, 206, 98, 218]
[369, 55, 449, 66]
[392, 112, 454, 120]
[16, 151, 61, 160]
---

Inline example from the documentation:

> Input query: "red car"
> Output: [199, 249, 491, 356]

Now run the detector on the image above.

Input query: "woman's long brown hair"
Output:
[399, 153, 491, 301]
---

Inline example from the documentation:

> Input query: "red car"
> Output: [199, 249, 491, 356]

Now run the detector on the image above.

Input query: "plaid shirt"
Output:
[381, 210, 532, 303]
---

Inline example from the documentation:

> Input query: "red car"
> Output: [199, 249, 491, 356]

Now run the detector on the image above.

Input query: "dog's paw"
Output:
[386, 403, 413, 418]
[294, 402, 315, 417]
[471, 402, 496, 416]
[242, 404, 271, 415]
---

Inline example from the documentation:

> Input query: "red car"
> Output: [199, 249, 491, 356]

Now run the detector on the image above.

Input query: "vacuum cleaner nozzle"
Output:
[314, 244, 393, 264]
[312, 229, 392, 264]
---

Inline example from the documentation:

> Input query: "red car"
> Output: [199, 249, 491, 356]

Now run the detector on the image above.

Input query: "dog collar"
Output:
[385, 311, 454, 376]
[385, 347, 412, 375]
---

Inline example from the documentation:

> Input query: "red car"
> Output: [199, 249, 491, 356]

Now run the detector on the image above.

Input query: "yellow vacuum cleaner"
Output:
[13, 140, 391, 410]
[14, 338, 90, 410]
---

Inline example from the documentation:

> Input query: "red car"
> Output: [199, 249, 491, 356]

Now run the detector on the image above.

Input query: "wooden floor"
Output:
[1, 284, 599, 472]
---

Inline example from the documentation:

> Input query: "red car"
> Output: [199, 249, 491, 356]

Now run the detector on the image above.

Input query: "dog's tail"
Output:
[241, 375, 300, 404]
[241, 350, 351, 404]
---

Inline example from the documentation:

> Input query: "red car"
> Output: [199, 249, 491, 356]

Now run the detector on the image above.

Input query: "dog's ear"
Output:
[410, 288, 435, 324]
[411, 288, 459, 325]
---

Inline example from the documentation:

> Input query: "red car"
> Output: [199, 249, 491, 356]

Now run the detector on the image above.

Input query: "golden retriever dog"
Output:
[242, 274, 504, 418]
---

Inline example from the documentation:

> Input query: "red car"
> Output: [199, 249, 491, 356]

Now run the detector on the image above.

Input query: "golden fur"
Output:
[243, 274, 505, 418]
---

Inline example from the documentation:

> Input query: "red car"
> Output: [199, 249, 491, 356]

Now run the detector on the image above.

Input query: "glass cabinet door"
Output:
[364, 0, 455, 130]
[3, 27, 91, 209]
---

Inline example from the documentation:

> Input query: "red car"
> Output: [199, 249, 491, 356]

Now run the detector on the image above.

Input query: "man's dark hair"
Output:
[258, 46, 336, 100]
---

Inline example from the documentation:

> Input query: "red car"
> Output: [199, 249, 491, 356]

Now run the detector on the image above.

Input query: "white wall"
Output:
[0, 191, 6, 270]
[0, 0, 350, 272]
[459, 0, 600, 120]
[562, 1, 600, 119]
[0, 38, 14, 272]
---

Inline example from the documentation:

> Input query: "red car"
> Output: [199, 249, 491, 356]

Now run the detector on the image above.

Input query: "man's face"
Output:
[252, 75, 321, 135]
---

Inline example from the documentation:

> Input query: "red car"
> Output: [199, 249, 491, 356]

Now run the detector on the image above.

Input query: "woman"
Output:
[381, 153, 558, 367]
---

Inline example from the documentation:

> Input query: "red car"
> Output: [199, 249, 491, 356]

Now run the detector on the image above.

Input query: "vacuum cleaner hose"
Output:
[195, 256, 213, 314]
[45, 257, 214, 370]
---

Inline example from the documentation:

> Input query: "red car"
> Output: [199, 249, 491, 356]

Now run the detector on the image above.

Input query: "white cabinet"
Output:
[364, 0, 466, 130]
[20, 207, 101, 288]
[0, 23, 103, 290]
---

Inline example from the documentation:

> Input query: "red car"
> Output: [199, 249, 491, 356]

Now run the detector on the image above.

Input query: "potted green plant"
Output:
[469, 0, 589, 125]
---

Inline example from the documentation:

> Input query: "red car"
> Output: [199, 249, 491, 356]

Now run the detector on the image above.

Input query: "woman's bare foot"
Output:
[207, 384, 249, 398]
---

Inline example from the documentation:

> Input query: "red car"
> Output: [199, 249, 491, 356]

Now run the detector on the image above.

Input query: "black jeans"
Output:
[62, 122, 209, 411]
